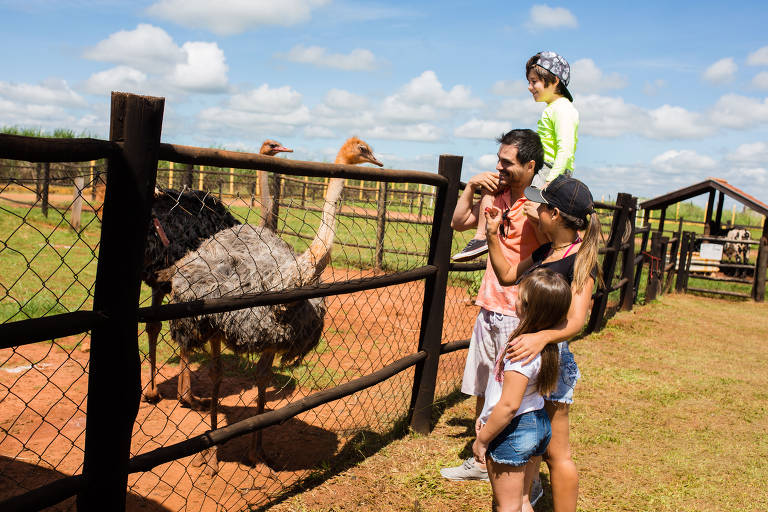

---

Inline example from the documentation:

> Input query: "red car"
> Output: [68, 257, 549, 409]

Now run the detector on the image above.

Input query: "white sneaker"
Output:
[440, 457, 489, 481]
[530, 478, 544, 506]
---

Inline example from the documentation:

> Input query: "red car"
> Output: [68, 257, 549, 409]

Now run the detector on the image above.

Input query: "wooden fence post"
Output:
[665, 218, 684, 293]
[76, 92, 164, 512]
[658, 236, 669, 296]
[645, 231, 662, 302]
[752, 222, 768, 302]
[375, 181, 388, 269]
[198, 165, 204, 190]
[181, 162, 193, 189]
[229, 167, 234, 196]
[71, 176, 84, 231]
[264, 174, 281, 232]
[586, 192, 631, 333]
[619, 195, 638, 311]
[89, 160, 96, 200]
[408, 155, 461, 434]
[676, 231, 692, 293]
[41, 162, 50, 218]
[634, 223, 651, 300]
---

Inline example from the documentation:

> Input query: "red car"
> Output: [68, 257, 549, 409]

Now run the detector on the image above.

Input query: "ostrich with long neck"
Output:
[157, 137, 383, 472]
[142, 139, 293, 403]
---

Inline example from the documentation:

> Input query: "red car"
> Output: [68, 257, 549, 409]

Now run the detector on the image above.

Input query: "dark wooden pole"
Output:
[676, 231, 692, 293]
[408, 155, 461, 434]
[634, 223, 651, 299]
[586, 192, 631, 333]
[704, 190, 715, 235]
[76, 92, 164, 512]
[181, 162, 193, 189]
[715, 191, 725, 234]
[665, 218, 684, 292]
[375, 181, 388, 270]
[645, 231, 662, 302]
[752, 220, 768, 302]
[619, 195, 638, 311]
[658, 205, 667, 234]
[41, 162, 50, 218]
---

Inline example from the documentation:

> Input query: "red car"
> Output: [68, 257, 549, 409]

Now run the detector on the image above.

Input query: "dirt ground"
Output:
[0, 273, 478, 511]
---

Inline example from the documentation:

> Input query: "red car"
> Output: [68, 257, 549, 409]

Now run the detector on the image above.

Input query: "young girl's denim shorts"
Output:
[487, 408, 551, 467]
[547, 341, 580, 404]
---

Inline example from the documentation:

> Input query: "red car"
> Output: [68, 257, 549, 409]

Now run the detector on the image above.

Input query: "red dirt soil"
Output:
[1, 273, 478, 511]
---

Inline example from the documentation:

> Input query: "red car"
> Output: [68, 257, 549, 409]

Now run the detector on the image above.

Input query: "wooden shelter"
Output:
[639, 178, 768, 237]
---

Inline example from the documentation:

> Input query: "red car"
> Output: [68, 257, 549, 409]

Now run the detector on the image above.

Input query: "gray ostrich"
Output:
[142, 139, 294, 403]
[156, 137, 383, 473]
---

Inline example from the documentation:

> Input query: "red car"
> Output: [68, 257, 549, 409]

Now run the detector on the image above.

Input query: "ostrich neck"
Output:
[293, 175, 345, 285]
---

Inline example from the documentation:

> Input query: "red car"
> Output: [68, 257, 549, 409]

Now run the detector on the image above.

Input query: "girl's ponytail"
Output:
[573, 211, 603, 292]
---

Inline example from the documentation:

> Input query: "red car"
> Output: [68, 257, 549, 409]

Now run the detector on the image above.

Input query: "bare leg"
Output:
[544, 400, 578, 512]
[474, 396, 487, 471]
[487, 457, 525, 512]
[248, 352, 276, 465]
[142, 289, 165, 403]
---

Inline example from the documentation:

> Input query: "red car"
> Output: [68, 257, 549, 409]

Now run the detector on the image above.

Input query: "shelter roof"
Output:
[639, 178, 768, 217]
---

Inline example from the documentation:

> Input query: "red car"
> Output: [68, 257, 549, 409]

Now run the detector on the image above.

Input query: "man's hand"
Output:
[467, 172, 501, 194]
[484, 206, 503, 238]
[506, 331, 549, 364]
[523, 201, 540, 224]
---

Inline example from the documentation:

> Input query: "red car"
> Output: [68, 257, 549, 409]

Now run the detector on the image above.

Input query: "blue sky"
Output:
[2, 0, 768, 207]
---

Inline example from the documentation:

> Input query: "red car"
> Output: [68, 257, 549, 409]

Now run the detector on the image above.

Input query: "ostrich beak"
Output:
[274, 146, 293, 153]
[366, 155, 384, 167]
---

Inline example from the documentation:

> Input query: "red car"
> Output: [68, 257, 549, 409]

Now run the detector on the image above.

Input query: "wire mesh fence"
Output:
[0, 152, 477, 510]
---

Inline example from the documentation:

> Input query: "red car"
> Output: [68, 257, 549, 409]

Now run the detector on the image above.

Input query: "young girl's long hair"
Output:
[558, 210, 604, 291]
[496, 269, 572, 395]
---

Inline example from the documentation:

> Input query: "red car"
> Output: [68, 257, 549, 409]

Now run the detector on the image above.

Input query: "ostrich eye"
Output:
[358, 145, 368, 153]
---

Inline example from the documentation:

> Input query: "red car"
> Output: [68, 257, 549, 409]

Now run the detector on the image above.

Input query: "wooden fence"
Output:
[0, 92, 652, 511]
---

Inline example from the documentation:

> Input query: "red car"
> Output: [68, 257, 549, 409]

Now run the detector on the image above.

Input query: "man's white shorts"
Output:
[460, 308, 520, 397]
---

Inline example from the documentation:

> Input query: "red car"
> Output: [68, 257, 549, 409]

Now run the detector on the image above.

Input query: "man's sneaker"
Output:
[452, 239, 488, 262]
[530, 478, 544, 506]
[440, 457, 489, 481]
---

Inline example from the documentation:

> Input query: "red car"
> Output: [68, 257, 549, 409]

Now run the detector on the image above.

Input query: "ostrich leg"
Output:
[192, 336, 222, 475]
[177, 346, 196, 408]
[247, 352, 276, 466]
[142, 288, 165, 403]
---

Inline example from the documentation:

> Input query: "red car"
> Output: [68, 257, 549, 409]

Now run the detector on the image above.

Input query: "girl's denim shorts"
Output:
[547, 342, 580, 404]
[487, 408, 551, 467]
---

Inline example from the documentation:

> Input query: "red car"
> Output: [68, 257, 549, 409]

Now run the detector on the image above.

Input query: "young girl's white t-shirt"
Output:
[478, 354, 544, 424]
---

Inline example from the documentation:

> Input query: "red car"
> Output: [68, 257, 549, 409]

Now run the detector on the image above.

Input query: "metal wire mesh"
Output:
[0, 162, 103, 505]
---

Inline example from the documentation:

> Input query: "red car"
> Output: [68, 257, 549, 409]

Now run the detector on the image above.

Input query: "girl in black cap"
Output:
[483, 174, 602, 512]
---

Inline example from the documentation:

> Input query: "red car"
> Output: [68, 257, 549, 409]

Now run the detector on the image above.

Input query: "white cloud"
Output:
[643, 79, 666, 96]
[703, 57, 737, 84]
[83, 24, 184, 74]
[229, 84, 303, 114]
[84, 25, 229, 93]
[747, 45, 768, 66]
[648, 105, 713, 138]
[752, 71, 768, 90]
[364, 123, 441, 142]
[495, 98, 544, 126]
[570, 59, 627, 93]
[303, 126, 336, 138]
[491, 80, 529, 96]
[380, 71, 482, 122]
[454, 119, 511, 139]
[83, 66, 148, 95]
[322, 89, 369, 110]
[651, 149, 717, 174]
[477, 153, 498, 170]
[576, 94, 648, 138]
[280, 45, 378, 71]
[146, 0, 330, 35]
[0, 79, 86, 108]
[709, 94, 768, 129]
[527, 4, 578, 29]
[168, 42, 228, 92]
[726, 142, 768, 167]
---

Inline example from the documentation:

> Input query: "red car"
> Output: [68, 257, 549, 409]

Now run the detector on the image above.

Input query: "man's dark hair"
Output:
[526, 54, 569, 98]
[496, 129, 544, 172]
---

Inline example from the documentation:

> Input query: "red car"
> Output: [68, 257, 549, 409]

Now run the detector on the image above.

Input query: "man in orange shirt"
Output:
[442, 129, 544, 482]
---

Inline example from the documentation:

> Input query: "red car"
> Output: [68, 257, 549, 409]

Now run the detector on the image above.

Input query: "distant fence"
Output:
[1, 92, 660, 511]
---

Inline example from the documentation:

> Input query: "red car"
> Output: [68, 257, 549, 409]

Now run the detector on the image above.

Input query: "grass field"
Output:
[269, 293, 768, 512]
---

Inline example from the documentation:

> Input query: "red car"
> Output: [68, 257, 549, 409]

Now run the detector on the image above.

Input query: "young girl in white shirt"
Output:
[473, 268, 572, 512]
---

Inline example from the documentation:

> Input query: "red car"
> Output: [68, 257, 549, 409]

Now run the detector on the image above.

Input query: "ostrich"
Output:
[142, 140, 293, 402]
[156, 137, 383, 473]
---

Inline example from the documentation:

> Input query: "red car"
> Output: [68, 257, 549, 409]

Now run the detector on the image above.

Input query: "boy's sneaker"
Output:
[439, 457, 489, 481]
[530, 478, 544, 505]
[452, 239, 488, 262]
